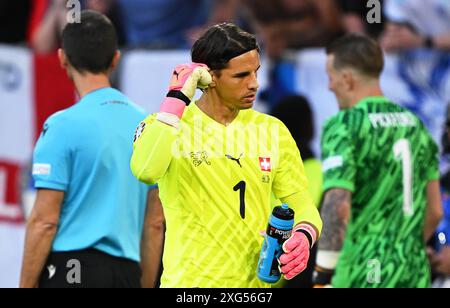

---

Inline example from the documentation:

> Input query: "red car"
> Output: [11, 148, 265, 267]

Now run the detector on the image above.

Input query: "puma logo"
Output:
[226, 154, 243, 168]
[174, 70, 180, 80]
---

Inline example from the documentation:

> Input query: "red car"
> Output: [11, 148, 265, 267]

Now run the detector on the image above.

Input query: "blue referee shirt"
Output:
[32, 88, 149, 262]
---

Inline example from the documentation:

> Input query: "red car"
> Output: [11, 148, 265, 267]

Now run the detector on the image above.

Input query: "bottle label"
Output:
[267, 226, 292, 243]
[266, 225, 293, 277]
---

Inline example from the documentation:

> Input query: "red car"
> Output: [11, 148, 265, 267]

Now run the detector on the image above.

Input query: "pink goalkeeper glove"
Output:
[279, 224, 317, 280]
[160, 63, 212, 119]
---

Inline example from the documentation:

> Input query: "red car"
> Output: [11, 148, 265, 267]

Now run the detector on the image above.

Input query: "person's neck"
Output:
[73, 72, 111, 98]
[196, 92, 240, 126]
[349, 83, 384, 108]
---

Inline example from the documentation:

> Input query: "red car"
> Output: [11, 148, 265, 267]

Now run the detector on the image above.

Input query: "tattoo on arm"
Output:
[319, 189, 352, 252]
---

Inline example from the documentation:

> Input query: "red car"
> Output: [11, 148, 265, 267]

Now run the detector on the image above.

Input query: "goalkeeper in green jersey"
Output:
[130, 23, 322, 287]
[314, 34, 444, 288]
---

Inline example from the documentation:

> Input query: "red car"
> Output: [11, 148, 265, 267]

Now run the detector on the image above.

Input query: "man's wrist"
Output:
[160, 97, 188, 120]
[313, 249, 340, 286]
[166, 90, 191, 106]
[313, 266, 335, 286]
[316, 250, 340, 269]
[293, 223, 318, 248]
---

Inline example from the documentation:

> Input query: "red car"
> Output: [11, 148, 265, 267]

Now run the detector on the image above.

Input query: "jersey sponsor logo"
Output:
[262, 175, 270, 183]
[259, 157, 271, 172]
[32, 163, 51, 176]
[133, 122, 146, 142]
[322, 156, 343, 172]
[191, 151, 211, 167]
[226, 153, 243, 168]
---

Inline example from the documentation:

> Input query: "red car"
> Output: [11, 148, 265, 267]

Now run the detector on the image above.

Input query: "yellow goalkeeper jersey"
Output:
[131, 102, 322, 288]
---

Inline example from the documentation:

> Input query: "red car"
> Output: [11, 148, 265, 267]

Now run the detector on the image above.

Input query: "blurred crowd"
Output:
[2, 0, 449, 54]
[1, 0, 386, 54]
[4, 0, 447, 110]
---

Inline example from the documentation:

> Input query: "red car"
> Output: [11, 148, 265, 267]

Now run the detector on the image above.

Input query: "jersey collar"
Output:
[190, 101, 245, 128]
[356, 96, 390, 107]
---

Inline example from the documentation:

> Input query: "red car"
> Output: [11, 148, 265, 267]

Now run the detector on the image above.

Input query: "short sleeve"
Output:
[321, 115, 356, 193]
[32, 117, 71, 191]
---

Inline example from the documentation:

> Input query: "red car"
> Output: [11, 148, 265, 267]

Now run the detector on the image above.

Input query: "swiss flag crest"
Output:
[259, 157, 271, 172]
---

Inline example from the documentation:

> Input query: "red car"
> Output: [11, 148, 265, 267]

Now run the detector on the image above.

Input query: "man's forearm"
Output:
[424, 212, 442, 242]
[141, 188, 165, 288]
[424, 180, 443, 242]
[141, 226, 164, 288]
[20, 221, 58, 288]
[31, 1, 68, 54]
[314, 189, 351, 286]
[318, 189, 351, 252]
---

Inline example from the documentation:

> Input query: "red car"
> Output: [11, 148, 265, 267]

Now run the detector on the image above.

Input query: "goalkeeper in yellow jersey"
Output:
[131, 23, 322, 288]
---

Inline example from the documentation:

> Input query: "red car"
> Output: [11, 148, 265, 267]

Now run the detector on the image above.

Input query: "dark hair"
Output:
[271, 95, 315, 160]
[62, 10, 117, 74]
[191, 23, 260, 71]
[326, 34, 384, 78]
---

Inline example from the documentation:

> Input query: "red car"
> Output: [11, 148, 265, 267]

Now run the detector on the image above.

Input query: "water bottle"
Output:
[257, 204, 295, 283]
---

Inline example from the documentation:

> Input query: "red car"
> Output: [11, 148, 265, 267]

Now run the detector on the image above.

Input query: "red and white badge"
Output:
[259, 157, 271, 172]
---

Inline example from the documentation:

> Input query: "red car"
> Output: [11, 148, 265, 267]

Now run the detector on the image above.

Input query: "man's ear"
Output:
[208, 70, 218, 88]
[110, 50, 121, 70]
[342, 70, 354, 91]
[58, 48, 69, 69]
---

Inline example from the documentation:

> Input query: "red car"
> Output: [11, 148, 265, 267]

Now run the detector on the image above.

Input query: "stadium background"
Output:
[1, 0, 449, 287]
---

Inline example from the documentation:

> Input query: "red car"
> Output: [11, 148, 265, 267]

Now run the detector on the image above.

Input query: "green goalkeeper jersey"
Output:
[321, 97, 439, 288]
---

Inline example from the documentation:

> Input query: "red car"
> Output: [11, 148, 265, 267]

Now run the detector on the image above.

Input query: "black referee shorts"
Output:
[38, 249, 141, 288]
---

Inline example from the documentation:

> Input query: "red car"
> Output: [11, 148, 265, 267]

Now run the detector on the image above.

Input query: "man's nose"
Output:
[248, 73, 259, 91]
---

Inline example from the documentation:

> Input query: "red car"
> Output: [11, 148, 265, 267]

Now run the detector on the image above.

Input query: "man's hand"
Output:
[168, 63, 212, 101]
[159, 63, 212, 121]
[430, 246, 450, 275]
[381, 23, 425, 52]
[279, 231, 310, 280]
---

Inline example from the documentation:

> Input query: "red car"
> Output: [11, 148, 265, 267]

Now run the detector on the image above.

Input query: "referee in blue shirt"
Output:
[20, 11, 164, 288]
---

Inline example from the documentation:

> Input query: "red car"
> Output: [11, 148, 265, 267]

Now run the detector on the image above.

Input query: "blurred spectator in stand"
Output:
[0, 0, 32, 44]
[186, 0, 246, 46]
[243, 0, 344, 108]
[429, 104, 450, 288]
[381, 0, 450, 52]
[338, 0, 384, 38]
[380, 0, 450, 146]
[116, 0, 241, 49]
[271, 95, 323, 288]
[244, 0, 343, 59]
[30, 0, 124, 54]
